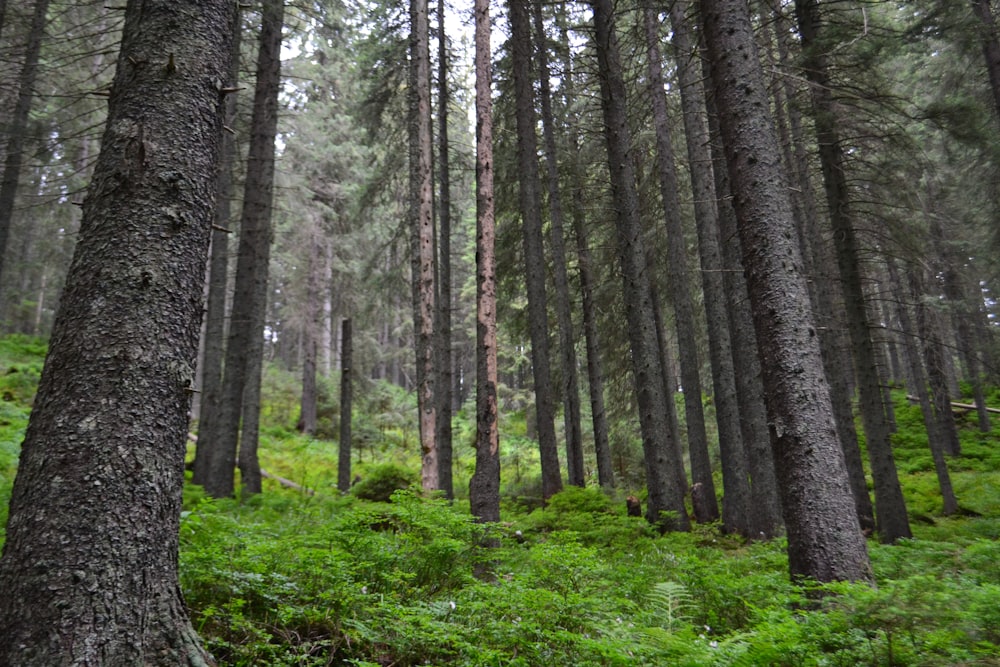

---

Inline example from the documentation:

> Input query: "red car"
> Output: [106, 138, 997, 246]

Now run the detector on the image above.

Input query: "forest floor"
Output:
[2, 334, 999, 666]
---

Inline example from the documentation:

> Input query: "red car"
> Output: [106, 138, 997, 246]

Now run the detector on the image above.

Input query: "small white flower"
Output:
[704, 625, 711, 632]
[710, 641, 719, 649]
[361, 586, 368, 595]
[449, 600, 456, 610]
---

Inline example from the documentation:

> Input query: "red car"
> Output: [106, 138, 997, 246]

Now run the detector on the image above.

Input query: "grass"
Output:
[1, 335, 999, 665]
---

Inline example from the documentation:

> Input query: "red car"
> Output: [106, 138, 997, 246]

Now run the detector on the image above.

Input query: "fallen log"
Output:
[905, 396, 1000, 415]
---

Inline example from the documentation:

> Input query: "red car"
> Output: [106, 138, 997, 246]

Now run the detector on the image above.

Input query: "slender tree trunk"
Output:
[591, 0, 689, 530]
[469, 0, 500, 525]
[891, 260, 959, 516]
[409, 0, 438, 491]
[508, 0, 562, 500]
[298, 239, 321, 435]
[532, 0, 585, 487]
[559, 5, 613, 489]
[202, 0, 284, 498]
[436, 0, 455, 499]
[701, 0, 871, 582]
[972, 0, 1000, 123]
[794, 0, 911, 543]
[0, 2, 234, 662]
[644, 5, 723, 526]
[193, 11, 242, 486]
[338, 318, 353, 493]
[0, 0, 50, 290]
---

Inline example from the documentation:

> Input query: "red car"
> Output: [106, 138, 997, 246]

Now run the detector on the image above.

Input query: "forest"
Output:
[0, 0, 999, 664]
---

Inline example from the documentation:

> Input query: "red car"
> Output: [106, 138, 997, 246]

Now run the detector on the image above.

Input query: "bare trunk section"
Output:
[338, 318, 353, 493]
[409, 0, 438, 491]
[591, 0, 689, 530]
[202, 0, 284, 498]
[701, 0, 871, 582]
[469, 0, 500, 525]
[0, 1, 234, 662]
[972, 0, 1000, 123]
[508, 0, 562, 500]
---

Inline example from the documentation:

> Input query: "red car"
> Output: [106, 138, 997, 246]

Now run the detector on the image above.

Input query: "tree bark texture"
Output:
[469, 0, 500, 525]
[200, 0, 284, 498]
[0, 1, 234, 662]
[409, 0, 438, 491]
[193, 12, 242, 486]
[701, 0, 871, 581]
[591, 0, 689, 530]
[794, 0, 911, 543]
[338, 318, 354, 493]
[0, 0, 50, 290]
[508, 0, 562, 501]
[645, 5, 722, 527]
[436, 0, 455, 499]
[532, 0, 585, 488]
[298, 237, 321, 436]
[972, 0, 1000, 123]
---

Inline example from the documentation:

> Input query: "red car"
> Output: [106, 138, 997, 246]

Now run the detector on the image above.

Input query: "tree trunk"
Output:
[0, 1, 234, 662]
[591, 0, 689, 530]
[201, 0, 284, 498]
[0, 0, 50, 289]
[436, 0, 455, 499]
[469, 0, 500, 525]
[558, 5, 614, 489]
[794, 0, 911, 544]
[701, 0, 871, 582]
[298, 238, 321, 436]
[338, 318, 353, 493]
[532, 0, 585, 488]
[972, 0, 1000, 123]
[891, 260, 959, 516]
[409, 0, 438, 491]
[508, 0, 562, 501]
[645, 5, 723, 527]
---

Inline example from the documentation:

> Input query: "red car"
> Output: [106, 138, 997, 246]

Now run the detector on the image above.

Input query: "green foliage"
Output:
[350, 463, 415, 502]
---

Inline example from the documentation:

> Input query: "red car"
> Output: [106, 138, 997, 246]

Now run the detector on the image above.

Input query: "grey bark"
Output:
[508, 0, 562, 500]
[436, 0, 455, 499]
[645, 4, 723, 527]
[193, 11, 242, 486]
[700, 0, 871, 581]
[0, 0, 50, 291]
[338, 318, 353, 493]
[972, 0, 1000, 123]
[794, 0, 911, 543]
[469, 0, 500, 525]
[533, 0, 585, 488]
[409, 0, 438, 490]
[591, 0, 689, 529]
[298, 239, 320, 435]
[202, 0, 284, 498]
[0, 0, 234, 662]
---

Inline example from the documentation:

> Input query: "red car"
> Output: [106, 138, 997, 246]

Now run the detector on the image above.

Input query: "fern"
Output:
[647, 580, 693, 631]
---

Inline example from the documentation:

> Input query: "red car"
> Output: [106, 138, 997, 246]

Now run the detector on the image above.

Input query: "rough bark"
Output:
[508, 0, 562, 500]
[338, 318, 353, 493]
[645, 5, 723, 527]
[701, 0, 871, 582]
[972, 0, 1000, 123]
[469, 0, 500, 525]
[193, 12, 242, 486]
[202, 0, 284, 498]
[298, 236, 321, 436]
[0, 1, 234, 662]
[533, 0, 585, 488]
[591, 0, 689, 530]
[0, 0, 50, 289]
[409, 0, 438, 491]
[436, 0, 455, 499]
[794, 0, 911, 544]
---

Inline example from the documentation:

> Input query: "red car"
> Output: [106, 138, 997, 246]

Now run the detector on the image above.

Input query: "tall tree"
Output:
[643, 5, 722, 527]
[0, 0, 51, 290]
[507, 0, 562, 500]
[409, 0, 438, 491]
[532, 0, 585, 487]
[794, 0, 911, 543]
[201, 0, 285, 498]
[971, 0, 1000, 122]
[0, 1, 234, 661]
[469, 0, 500, 525]
[700, 0, 871, 581]
[436, 0, 455, 499]
[338, 317, 353, 493]
[591, 0, 689, 529]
